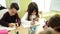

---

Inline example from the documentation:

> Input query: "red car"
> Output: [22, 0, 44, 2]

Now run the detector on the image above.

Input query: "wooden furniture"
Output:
[8, 25, 29, 34]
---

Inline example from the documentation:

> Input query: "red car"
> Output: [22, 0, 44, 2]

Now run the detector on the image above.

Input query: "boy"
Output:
[0, 3, 21, 27]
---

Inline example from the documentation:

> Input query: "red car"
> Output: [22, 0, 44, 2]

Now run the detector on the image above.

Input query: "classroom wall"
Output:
[19, 0, 32, 18]
[50, 0, 60, 11]
[6, 0, 11, 8]
[0, 0, 6, 7]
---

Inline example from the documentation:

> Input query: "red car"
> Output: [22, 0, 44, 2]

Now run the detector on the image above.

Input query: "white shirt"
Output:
[21, 12, 46, 28]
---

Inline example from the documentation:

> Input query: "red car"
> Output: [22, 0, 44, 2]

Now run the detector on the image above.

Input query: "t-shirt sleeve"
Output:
[0, 13, 9, 27]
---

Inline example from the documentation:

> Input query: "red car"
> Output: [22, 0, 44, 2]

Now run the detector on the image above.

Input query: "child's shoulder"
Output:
[24, 12, 28, 16]
[25, 12, 28, 14]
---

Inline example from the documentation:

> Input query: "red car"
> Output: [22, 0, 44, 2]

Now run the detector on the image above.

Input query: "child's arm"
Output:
[35, 21, 40, 26]
[21, 12, 31, 27]
[30, 21, 35, 27]
[0, 13, 9, 27]
[16, 13, 21, 26]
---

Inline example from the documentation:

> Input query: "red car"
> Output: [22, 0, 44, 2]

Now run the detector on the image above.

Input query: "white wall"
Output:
[50, 0, 60, 11]
[32, 0, 44, 12]
[0, 0, 6, 7]
[44, 0, 51, 12]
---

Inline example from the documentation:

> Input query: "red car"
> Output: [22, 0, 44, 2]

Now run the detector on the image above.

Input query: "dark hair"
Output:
[10, 3, 19, 10]
[27, 2, 39, 21]
[48, 14, 60, 28]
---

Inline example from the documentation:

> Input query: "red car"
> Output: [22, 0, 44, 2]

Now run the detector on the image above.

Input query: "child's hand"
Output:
[43, 25, 48, 30]
[31, 22, 35, 27]
[9, 23, 15, 27]
[31, 22, 35, 25]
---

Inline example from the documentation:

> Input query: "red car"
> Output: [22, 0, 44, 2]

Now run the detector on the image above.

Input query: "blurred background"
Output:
[0, 0, 60, 20]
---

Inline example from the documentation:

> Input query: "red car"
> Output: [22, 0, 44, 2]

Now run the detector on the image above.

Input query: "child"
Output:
[21, 2, 45, 34]
[21, 2, 39, 28]
[39, 14, 60, 34]
[0, 3, 21, 27]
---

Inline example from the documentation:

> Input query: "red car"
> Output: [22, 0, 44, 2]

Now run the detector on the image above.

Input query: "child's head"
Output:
[48, 14, 60, 33]
[27, 2, 39, 21]
[9, 3, 19, 16]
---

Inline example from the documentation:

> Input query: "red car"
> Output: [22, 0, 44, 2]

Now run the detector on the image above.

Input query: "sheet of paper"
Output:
[0, 26, 16, 31]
